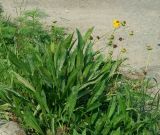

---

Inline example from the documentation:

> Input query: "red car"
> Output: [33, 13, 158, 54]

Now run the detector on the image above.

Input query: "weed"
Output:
[0, 12, 159, 135]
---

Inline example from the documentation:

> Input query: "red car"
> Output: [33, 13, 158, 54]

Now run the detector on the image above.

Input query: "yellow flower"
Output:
[113, 20, 121, 28]
[121, 48, 127, 53]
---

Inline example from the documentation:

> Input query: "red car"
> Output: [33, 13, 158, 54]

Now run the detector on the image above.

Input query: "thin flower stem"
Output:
[145, 50, 151, 72]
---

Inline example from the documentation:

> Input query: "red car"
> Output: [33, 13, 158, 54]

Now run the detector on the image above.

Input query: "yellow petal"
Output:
[113, 20, 121, 28]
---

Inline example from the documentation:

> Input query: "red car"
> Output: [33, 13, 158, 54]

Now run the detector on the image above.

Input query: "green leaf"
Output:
[76, 49, 84, 69]
[117, 94, 126, 115]
[0, 85, 11, 103]
[91, 112, 98, 125]
[51, 118, 55, 134]
[86, 102, 101, 113]
[0, 103, 10, 111]
[107, 96, 117, 119]
[95, 117, 105, 134]
[13, 72, 36, 92]
[8, 50, 30, 73]
[64, 86, 79, 118]
[50, 42, 55, 53]
[54, 43, 67, 71]
[109, 60, 122, 78]
[101, 61, 112, 73]
[111, 128, 121, 135]
[82, 129, 87, 135]
[39, 67, 52, 83]
[4, 88, 28, 102]
[62, 33, 74, 49]
[24, 111, 44, 135]
[102, 124, 112, 135]
[79, 74, 103, 91]
[82, 63, 92, 79]
[68, 50, 77, 72]
[73, 129, 79, 135]
[87, 80, 105, 106]
[65, 69, 79, 92]
[76, 29, 84, 50]
[35, 90, 50, 113]
[84, 42, 93, 63]
[83, 27, 94, 43]
[112, 114, 125, 128]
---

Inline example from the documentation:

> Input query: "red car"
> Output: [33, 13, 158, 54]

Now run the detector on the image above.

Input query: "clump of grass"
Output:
[0, 11, 159, 135]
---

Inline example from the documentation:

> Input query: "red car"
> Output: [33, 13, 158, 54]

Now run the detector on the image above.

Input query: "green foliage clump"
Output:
[0, 9, 64, 83]
[0, 9, 54, 47]
[0, 9, 159, 135]
[15, 9, 50, 46]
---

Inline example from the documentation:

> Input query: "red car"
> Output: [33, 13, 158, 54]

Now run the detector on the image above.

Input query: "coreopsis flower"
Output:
[113, 20, 121, 28]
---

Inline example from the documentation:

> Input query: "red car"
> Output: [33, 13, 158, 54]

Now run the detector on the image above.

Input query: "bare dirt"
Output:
[1, 0, 160, 70]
